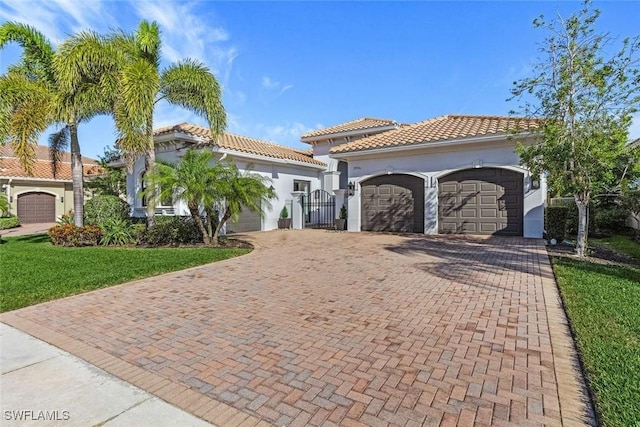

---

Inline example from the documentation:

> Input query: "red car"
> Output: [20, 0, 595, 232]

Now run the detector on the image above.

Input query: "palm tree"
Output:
[0, 193, 9, 217]
[210, 158, 275, 242]
[0, 23, 113, 227]
[110, 21, 226, 228]
[145, 150, 275, 245]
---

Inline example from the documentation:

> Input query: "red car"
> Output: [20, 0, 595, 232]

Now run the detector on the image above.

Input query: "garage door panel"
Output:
[17, 192, 56, 224]
[361, 175, 424, 233]
[438, 168, 523, 236]
[227, 207, 261, 233]
[480, 208, 498, 218]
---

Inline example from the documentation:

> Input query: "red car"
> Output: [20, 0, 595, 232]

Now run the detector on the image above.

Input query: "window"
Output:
[140, 172, 172, 207]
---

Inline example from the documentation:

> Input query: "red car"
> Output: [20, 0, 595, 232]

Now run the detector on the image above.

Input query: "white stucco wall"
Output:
[125, 144, 323, 231]
[337, 139, 546, 238]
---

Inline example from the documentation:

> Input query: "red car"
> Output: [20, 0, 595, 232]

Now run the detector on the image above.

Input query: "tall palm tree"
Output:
[111, 21, 226, 228]
[146, 150, 275, 245]
[0, 23, 112, 227]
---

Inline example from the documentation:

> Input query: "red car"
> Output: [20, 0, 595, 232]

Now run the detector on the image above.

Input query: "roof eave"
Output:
[301, 125, 399, 144]
[211, 147, 327, 170]
[330, 131, 537, 158]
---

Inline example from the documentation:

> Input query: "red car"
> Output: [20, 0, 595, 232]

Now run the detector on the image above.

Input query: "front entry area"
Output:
[361, 174, 424, 233]
[438, 168, 523, 236]
[17, 192, 56, 224]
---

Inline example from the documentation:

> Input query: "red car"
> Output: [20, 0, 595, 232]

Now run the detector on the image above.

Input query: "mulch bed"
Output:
[546, 241, 640, 268]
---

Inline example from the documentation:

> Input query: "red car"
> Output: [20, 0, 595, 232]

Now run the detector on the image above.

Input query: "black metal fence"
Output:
[302, 189, 335, 229]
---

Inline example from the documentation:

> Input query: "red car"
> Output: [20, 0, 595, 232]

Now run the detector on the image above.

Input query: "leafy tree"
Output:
[145, 150, 275, 245]
[510, 2, 640, 257]
[0, 23, 114, 227]
[86, 146, 127, 197]
[108, 21, 226, 229]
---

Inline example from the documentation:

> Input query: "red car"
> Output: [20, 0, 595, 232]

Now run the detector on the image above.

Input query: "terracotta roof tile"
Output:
[329, 115, 542, 154]
[301, 117, 398, 139]
[154, 123, 326, 166]
[0, 145, 101, 180]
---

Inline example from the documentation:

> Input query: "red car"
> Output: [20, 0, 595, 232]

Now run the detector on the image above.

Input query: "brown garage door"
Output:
[17, 192, 56, 224]
[361, 174, 424, 233]
[439, 168, 523, 236]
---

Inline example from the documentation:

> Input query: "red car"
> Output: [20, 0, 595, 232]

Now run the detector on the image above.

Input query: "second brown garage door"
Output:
[17, 192, 56, 224]
[438, 168, 523, 236]
[361, 174, 424, 233]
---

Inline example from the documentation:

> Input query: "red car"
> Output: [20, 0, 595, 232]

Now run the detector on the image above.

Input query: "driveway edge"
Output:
[0, 313, 272, 427]
[537, 243, 597, 426]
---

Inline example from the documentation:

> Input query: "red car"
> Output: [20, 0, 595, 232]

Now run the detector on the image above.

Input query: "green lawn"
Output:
[553, 256, 640, 427]
[0, 234, 250, 313]
[590, 234, 640, 262]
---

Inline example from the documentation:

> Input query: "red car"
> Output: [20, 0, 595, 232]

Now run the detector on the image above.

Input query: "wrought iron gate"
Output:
[302, 189, 335, 229]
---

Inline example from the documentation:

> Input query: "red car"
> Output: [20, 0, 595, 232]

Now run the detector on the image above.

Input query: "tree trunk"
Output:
[213, 208, 231, 243]
[69, 122, 84, 227]
[188, 205, 211, 244]
[144, 118, 156, 229]
[575, 194, 589, 257]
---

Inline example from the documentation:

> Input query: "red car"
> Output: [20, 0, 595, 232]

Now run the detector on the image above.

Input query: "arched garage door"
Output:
[361, 174, 424, 233]
[438, 168, 523, 236]
[17, 192, 56, 224]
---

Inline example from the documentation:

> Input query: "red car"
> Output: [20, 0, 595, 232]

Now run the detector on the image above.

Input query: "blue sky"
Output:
[1, 0, 639, 159]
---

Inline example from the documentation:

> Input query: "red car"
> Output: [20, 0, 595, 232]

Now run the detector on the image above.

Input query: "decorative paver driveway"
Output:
[1, 231, 594, 426]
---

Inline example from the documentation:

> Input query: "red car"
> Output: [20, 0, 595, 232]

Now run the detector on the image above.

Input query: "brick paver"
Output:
[1, 230, 595, 426]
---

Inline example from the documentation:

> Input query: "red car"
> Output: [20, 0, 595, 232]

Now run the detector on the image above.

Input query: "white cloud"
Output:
[0, 0, 116, 45]
[257, 121, 315, 146]
[262, 76, 294, 96]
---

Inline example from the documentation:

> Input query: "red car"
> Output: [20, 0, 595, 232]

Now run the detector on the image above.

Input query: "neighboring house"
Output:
[0, 145, 101, 223]
[125, 114, 547, 238]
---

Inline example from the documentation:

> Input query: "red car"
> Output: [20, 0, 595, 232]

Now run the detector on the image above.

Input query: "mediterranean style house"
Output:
[123, 114, 546, 238]
[0, 145, 101, 223]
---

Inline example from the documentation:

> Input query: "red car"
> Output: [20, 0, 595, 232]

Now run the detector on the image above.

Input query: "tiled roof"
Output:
[153, 123, 326, 166]
[330, 115, 542, 154]
[0, 144, 101, 180]
[301, 117, 398, 139]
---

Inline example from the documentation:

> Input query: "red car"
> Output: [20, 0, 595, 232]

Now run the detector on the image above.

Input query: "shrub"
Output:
[546, 206, 568, 241]
[137, 216, 202, 246]
[0, 216, 20, 230]
[48, 224, 102, 247]
[84, 195, 129, 227]
[339, 205, 348, 220]
[280, 206, 288, 219]
[594, 206, 629, 234]
[58, 210, 75, 225]
[100, 219, 135, 246]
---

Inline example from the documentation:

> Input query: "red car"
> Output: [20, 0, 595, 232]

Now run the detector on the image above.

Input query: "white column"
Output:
[322, 171, 341, 192]
[333, 189, 347, 220]
[290, 191, 305, 229]
[347, 183, 360, 232]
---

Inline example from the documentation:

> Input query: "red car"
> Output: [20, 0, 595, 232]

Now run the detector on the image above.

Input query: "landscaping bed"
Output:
[0, 234, 251, 313]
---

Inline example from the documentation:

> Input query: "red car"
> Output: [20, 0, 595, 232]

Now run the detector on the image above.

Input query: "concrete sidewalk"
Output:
[0, 323, 214, 427]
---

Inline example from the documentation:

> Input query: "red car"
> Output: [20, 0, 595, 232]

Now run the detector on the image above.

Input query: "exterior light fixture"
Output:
[531, 177, 540, 190]
[60, 196, 64, 203]
[347, 181, 355, 196]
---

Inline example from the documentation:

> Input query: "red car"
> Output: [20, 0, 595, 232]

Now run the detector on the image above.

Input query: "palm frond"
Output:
[48, 126, 69, 178]
[160, 59, 226, 136]
[0, 22, 55, 84]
